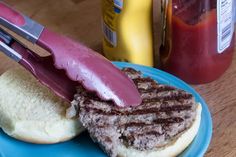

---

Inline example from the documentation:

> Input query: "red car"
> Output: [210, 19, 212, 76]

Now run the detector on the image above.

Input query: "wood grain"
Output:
[193, 44, 236, 157]
[1, 0, 236, 157]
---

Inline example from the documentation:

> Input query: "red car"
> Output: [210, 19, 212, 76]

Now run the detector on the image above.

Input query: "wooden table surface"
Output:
[1, 1, 236, 157]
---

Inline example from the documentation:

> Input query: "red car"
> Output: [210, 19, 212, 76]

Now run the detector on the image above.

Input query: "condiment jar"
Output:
[161, 0, 235, 84]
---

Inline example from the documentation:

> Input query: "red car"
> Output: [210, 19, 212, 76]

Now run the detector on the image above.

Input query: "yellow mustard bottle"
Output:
[102, 0, 154, 66]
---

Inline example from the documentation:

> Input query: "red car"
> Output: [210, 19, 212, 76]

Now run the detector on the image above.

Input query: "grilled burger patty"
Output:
[69, 68, 198, 157]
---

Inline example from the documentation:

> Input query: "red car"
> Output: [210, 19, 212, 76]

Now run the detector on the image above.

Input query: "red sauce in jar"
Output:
[161, 1, 235, 84]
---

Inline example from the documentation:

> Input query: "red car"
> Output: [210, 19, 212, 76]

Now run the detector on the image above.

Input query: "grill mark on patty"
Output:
[122, 117, 184, 128]
[83, 99, 193, 112]
[84, 104, 192, 116]
[143, 131, 163, 136]
[124, 131, 164, 142]
[139, 86, 175, 93]
[143, 94, 193, 103]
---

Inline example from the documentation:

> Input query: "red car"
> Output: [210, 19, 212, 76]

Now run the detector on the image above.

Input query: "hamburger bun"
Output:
[0, 68, 84, 144]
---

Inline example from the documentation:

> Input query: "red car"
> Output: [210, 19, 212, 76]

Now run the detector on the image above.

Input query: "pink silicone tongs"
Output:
[0, 2, 141, 107]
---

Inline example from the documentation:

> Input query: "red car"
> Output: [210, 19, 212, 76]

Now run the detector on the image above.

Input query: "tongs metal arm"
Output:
[0, 2, 43, 43]
[0, 29, 22, 62]
[0, 28, 42, 71]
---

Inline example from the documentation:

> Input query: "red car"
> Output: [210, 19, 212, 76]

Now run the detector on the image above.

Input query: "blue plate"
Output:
[0, 62, 212, 157]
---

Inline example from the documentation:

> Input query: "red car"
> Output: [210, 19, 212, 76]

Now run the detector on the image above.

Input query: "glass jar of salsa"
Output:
[161, 0, 235, 84]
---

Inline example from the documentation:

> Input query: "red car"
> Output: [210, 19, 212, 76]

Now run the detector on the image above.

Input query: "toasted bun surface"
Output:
[117, 104, 202, 157]
[0, 68, 84, 144]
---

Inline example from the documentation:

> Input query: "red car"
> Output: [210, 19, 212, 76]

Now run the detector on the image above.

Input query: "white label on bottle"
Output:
[217, 0, 234, 53]
[102, 21, 117, 47]
[114, 0, 123, 9]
